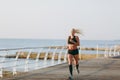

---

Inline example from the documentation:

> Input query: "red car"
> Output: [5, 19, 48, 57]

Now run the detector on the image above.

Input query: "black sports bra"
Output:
[68, 36, 77, 44]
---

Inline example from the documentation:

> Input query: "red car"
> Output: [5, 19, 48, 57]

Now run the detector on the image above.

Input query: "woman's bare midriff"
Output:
[68, 44, 77, 50]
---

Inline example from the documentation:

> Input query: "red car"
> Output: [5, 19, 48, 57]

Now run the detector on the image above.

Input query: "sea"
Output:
[0, 39, 119, 49]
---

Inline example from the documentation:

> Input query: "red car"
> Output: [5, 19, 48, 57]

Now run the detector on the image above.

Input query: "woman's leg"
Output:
[73, 54, 80, 73]
[67, 54, 73, 76]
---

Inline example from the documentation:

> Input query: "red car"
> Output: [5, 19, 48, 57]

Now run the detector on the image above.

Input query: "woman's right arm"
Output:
[66, 36, 69, 49]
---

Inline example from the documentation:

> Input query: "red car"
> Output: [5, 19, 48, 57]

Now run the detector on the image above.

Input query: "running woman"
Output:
[67, 28, 81, 80]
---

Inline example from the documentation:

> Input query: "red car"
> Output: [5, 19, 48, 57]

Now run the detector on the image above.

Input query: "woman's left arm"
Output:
[76, 36, 80, 46]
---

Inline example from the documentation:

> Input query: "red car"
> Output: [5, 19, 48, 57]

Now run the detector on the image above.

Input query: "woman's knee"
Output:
[74, 60, 78, 65]
[73, 55, 79, 64]
[68, 59, 73, 64]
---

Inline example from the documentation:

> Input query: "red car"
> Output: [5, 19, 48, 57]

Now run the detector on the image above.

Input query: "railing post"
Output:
[0, 67, 3, 78]
[58, 47, 64, 63]
[113, 45, 117, 56]
[44, 47, 51, 61]
[51, 47, 58, 65]
[52, 47, 58, 60]
[109, 47, 112, 57]
[13, 50, 21, 75]
[24, 49, 32, 72]
[79, 46, 82, 60]
[13, 66, 17, 76]
[96, 44, 99, 58]
[104, 44, 107, 58]
[35, 48, 43, 69]
[64, 49, 67, 63]
[104, 47, 108, 58]
[25, 60, 29, 72]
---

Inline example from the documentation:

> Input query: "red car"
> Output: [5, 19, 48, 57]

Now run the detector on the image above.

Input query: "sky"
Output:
[0, 0, 120, 40]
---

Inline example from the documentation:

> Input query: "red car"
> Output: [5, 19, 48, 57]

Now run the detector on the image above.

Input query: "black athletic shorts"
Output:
[68, 49, 79, 55]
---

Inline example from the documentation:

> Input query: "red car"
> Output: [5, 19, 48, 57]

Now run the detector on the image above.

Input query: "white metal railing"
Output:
[0, 46, 67, 78]
[0, 45, 120, 78]
[104, 45, 120, 58]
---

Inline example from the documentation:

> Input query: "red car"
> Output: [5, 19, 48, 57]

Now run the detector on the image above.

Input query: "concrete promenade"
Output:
[3, 57, 120, 80]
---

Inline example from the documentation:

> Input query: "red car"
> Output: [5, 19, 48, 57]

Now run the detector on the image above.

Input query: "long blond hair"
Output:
[71, 28, 83, 35]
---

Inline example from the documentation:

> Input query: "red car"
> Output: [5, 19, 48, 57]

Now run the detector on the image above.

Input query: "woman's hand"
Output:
[70, 39, 76, 44]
